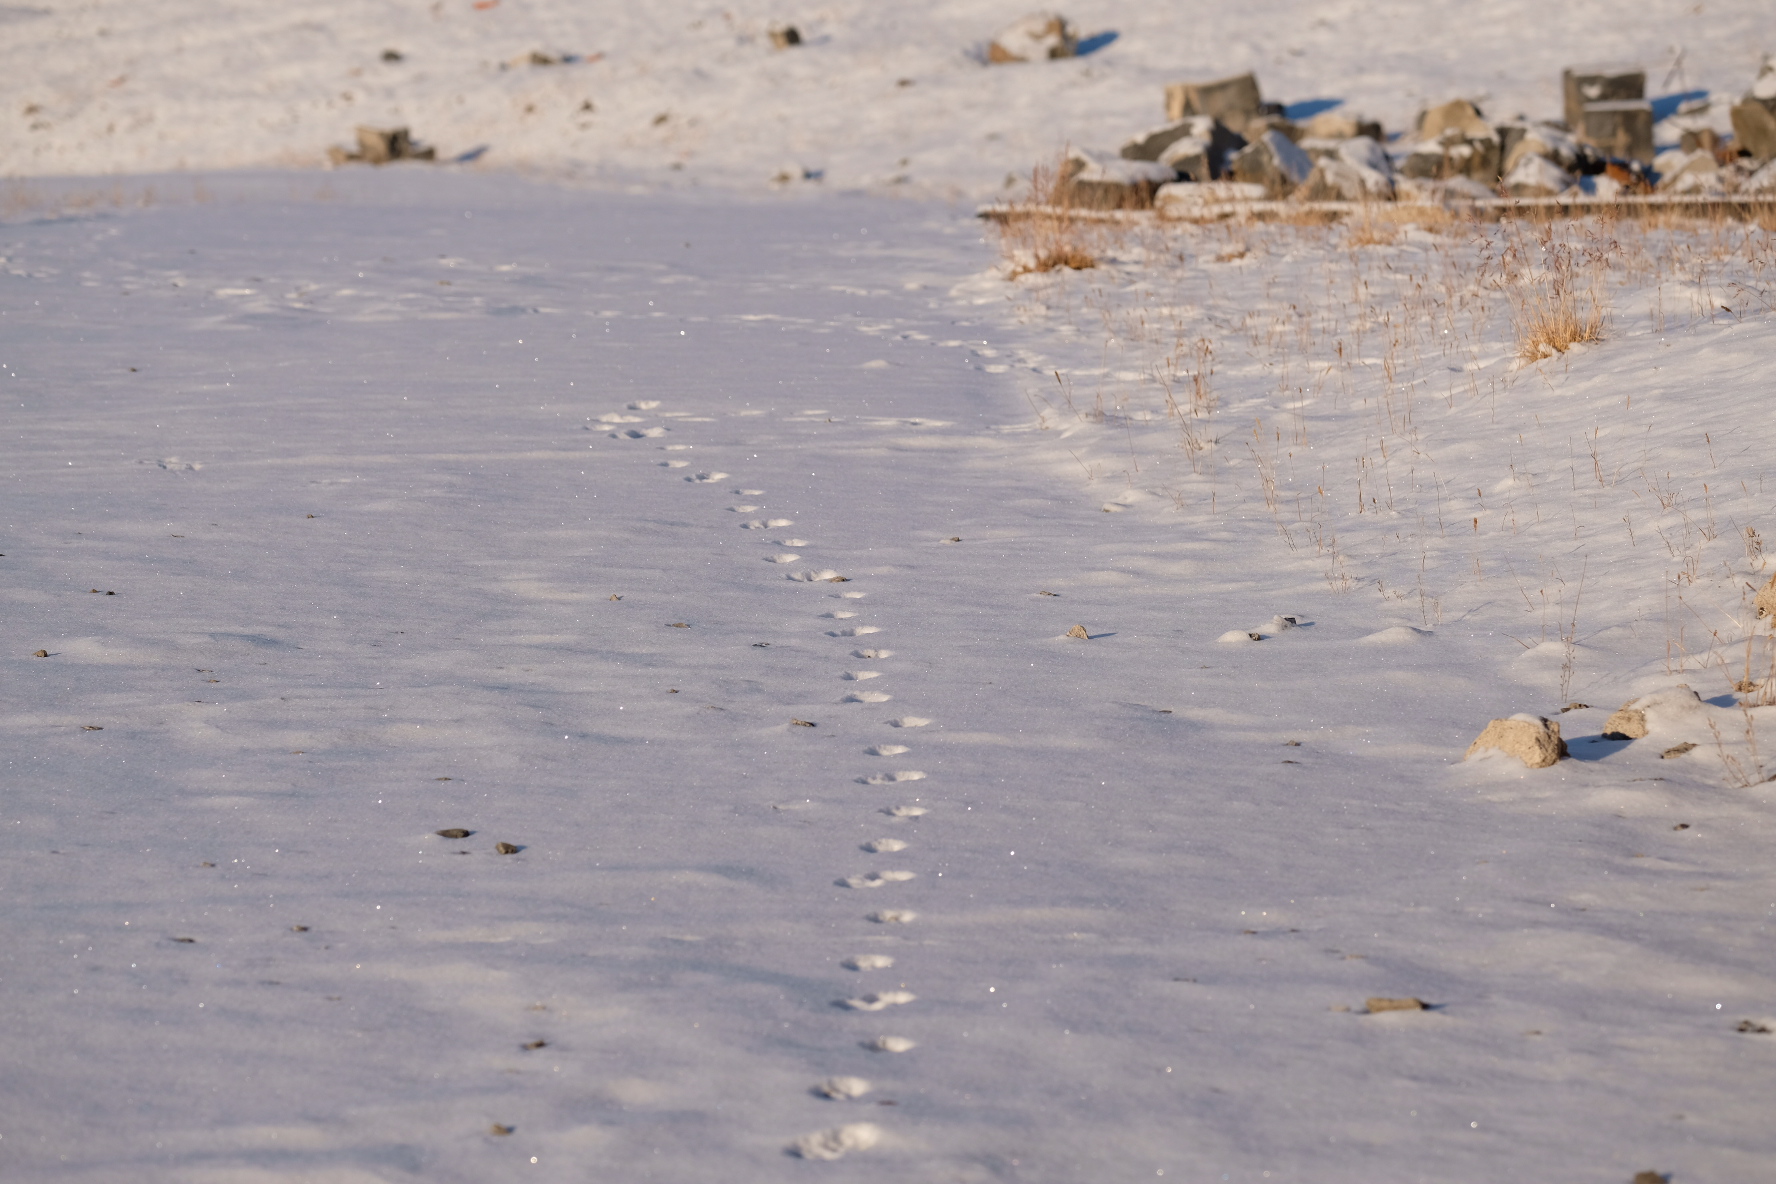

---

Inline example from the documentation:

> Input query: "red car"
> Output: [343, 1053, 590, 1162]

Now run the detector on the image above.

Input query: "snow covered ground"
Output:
[5, 1, 1776, 1179]
[4, 163, 1775, 1184]
[3, 0, 1773, 196]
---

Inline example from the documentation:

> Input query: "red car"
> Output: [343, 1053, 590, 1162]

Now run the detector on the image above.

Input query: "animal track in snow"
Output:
[740, 520, 765, 529]
[863, 837, 908, 853]
[615, 427, 666, 438]
[854, 648, 892, 658]
[628, 400, 661, 410]
[887, 717, 931, 728]
[598, 413, 645, 423]
[689, 471, 729, 482]
[815, 1076, 873, 1099]
[776, 539, 810, 547]
[841, 870, 916, 888]
[824, 611, 858, 619]
[789, 569, 845, 582]
[842, 989, 916, 1009]
[789, 1123, 880, 1161]
[766, 517, 794, 527]
[730, 504, 762, 513]
[864, 1036, 916, 1053]
[736, 488, 765, 495]
[859, 770, 924, 784]
[765, 554, 801, 563]
[829, 626, 881, 637]
[844, 953, 896, 969]
[883, 805, 927, 819]
[865, 744, 908, 756]
[844, 691, 893, 704]
[866, 911, 918, 925]
[843, 671, 882, 681]
[839, 590, 865, 598]
[663, 444, 693, 450]
[661, 460, 690, 468]
[1218, 615, 1302, 643]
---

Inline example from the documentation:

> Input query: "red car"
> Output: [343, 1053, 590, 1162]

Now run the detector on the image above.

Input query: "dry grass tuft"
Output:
[1503, 222, 1608, 360]
[996, 155, 1107, 277]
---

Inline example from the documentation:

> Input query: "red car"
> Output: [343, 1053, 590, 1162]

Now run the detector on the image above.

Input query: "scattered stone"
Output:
[1060, 147, 1175, 209]
[1582, 100, 1654, 163]
[1302, 110, 1384, 141]
[328, 126, 436, 166]
[791, 718, 816, 727]
[1165, 72, 1263, 126]
[436, 828, 473, 839]
[291, 925, 309, 932]
[381, 49, 404, 63]
[1365, 996, 1427, 1013]
[1737, 1019, 1773, 1034]
[1603, 704, 1648, 740]
[1297, 139, 1395, 200]
[81, 725, 102, 731]
[32, 650, 48, 658]
[1655, 148, 1724, 193]
[494, 841, 521, 855]
[987, 13, 1076, 63]
[489, 1124, 514, 1136]
[1560, 702, 1591, 713]
[666, 622, 690, 628]
[522, 1039, 547, 1050]
[1562, 66, 1644, 128]
[1734, 95, 1776, 164]
[1066, 624, 1090, 639]
[1228, 129, 1314, 196]
[1660, 742, 1697, 759]
[1402, 100, 1500, 182]
[1630, 1174, 1670, 1184]
[1464, 715, 1567, 768]
[789, 1122, 881, 1160]
[768, 24, 801, 49]
[1503, 153, 1576, 197]
[171, 936, 197, 943]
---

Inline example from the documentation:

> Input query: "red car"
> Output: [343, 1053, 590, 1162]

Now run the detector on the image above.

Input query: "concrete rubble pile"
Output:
[1042, 61, 1776, 211]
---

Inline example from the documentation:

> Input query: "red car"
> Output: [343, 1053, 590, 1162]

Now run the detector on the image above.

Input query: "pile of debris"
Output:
[327, 125, 436, 166]
[1048, 59, 1776, 211]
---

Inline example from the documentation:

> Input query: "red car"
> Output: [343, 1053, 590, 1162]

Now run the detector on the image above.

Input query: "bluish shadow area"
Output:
[453, 145, 490, 164]
[1651, 90, 1710, 121]
[1704, 692, 1740, 707]
[1566, 735, 1632, 761]
[1285, 98, 1344, 121]
[1075, 30, 1119, 56]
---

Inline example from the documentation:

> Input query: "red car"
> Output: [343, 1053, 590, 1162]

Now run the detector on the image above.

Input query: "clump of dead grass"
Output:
[996, 155, 1108, 278]
[1502, 221, 1609, 360]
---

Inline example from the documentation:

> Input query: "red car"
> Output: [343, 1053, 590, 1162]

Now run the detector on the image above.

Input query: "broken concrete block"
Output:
[330, 126, 436, 166]
[1060, 147, 1175, 209]
[1654, 148, 1722, 193]
[1503, 153, 1575, 197]
[1228, 129, 1313, 196]
[1403, 100, 1501, 181]
[1154, 180, 1269, 215]
[1121, 115, 1215, 161]
[987, 12, 1076, 63]
[1465, 715, 1567, 768]
[1602, 704, 1648, 739]
[1501, 122, 1582, 174]
[1582, 100, 1654, 163]
[1732, 97, 1776, 164]
[1297, 153, 1394, 201]
[1419, 98, 1493, 143]
[1165, 72, 1263, 125]
[1302, 110, 1384, 142]
[1562, 66, 1645, 131]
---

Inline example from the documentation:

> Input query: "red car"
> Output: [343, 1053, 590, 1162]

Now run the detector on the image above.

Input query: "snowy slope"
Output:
[3, 168, 1775, 1182]
[2, 0, 1772, 195]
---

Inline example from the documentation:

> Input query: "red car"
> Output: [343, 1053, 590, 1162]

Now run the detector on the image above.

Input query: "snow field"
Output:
[2, 166, 1775, 1182]
[4, 0, 1775, 196]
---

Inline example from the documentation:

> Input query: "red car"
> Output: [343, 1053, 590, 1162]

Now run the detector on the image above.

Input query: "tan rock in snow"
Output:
[1164, 72, 1263, 125]
[1465, 715, 1566, 768]
[1603, 705, 1648, 740]
[987, 13, 1076, 63]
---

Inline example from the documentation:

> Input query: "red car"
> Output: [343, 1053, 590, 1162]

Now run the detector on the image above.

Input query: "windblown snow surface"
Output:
[5, 4, 1776, 1183]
